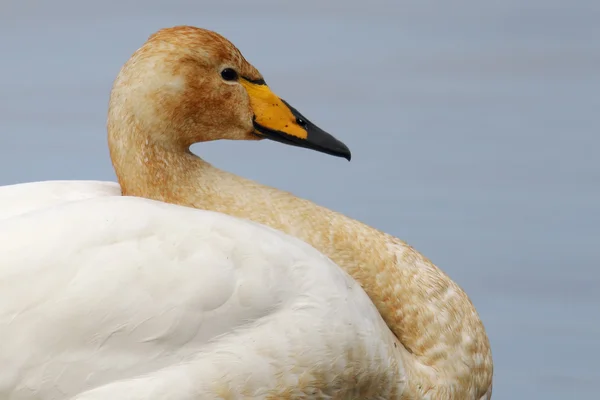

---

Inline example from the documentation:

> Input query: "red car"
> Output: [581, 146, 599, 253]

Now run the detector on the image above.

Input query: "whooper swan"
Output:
[0, 26, 493, 399]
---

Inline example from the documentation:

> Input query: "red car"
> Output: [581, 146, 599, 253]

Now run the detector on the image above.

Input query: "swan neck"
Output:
[107, 116, 205, 198]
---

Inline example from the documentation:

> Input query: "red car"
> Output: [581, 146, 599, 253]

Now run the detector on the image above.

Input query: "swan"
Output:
[0, 26, 493, 399]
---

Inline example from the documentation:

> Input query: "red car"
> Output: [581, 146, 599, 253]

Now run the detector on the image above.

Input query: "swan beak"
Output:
[241, 78, 351, 161]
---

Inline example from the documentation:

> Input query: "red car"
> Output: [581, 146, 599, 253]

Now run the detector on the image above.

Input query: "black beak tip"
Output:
[330, 138, 351, 161]
[341, 148, 352, 161]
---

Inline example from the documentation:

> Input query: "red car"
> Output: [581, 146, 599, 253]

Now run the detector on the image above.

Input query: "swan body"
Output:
[0, 192, 401, 399]
[1, 25, 493, 399]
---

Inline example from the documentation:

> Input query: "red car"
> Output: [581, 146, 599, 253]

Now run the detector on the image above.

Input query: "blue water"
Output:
[1, 1, 598, 398]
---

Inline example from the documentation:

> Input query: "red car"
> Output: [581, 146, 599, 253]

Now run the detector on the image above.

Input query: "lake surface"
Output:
[1, 1, 598, 398]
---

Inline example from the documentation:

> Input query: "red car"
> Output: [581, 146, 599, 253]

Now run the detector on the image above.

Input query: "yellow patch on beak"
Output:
[240, 79, 307, 139]
[239, 76, 351, 160]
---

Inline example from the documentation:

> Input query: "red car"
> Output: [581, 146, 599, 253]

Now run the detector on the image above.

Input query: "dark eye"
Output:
[296, 117, 307, 127]
[221, 68, 238, 81]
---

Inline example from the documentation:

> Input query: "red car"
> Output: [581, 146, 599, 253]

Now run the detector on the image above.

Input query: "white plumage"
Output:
[0, 182, 399, 399]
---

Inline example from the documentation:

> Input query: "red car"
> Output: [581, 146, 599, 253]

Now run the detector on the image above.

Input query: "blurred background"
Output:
[1, 0, 598, 398]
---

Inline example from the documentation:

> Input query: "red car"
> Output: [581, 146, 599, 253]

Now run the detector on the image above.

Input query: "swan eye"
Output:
[221, 68, 238, 81]
[296, 117, 307, 127]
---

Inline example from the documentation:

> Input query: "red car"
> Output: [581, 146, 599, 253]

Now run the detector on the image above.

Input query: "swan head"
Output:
[108, 26, 351, 160]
